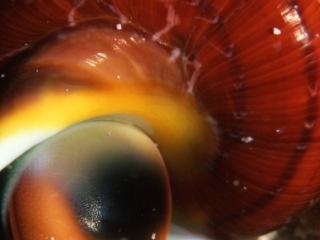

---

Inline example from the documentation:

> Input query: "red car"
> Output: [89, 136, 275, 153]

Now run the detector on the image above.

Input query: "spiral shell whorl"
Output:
[1, 0, 320, 239]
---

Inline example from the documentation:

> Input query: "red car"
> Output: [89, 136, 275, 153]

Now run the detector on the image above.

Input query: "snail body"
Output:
[0, 0, 320, 239]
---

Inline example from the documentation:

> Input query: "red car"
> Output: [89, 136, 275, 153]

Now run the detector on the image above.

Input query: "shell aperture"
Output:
[6, 119, 171, 240]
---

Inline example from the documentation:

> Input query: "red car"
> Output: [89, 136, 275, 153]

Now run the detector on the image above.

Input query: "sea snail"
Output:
[0, 0, 320, 239]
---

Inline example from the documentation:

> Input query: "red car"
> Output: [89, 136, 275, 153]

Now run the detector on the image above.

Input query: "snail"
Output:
[0, 0, 320, 239]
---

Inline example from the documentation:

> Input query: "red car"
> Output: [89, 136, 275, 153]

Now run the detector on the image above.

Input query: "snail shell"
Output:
[1, 0, 320, 239]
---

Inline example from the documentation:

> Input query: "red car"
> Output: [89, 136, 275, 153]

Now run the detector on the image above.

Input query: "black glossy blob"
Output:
[71, 153, 168, 240]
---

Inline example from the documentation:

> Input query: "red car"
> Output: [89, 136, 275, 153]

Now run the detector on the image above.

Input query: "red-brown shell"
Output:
[1, 0, 320, 239]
